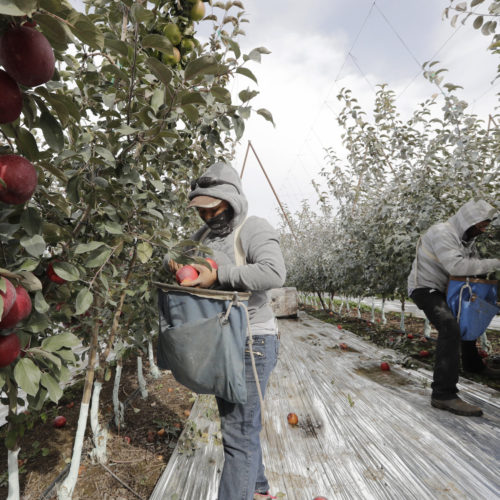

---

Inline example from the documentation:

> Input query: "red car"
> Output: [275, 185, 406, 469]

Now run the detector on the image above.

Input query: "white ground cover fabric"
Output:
[151, 311, 500, 499]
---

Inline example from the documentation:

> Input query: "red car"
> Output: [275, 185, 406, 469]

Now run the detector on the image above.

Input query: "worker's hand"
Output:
[182, 263, 217, 289]
[168, 259, 183, 273]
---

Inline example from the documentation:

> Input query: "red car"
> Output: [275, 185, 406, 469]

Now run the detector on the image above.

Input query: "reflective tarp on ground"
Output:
[150, 312, 500, 500]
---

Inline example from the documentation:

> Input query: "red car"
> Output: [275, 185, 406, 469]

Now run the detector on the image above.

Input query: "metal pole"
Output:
[240, 141, 251, 179]
[247, 141, 298, 241]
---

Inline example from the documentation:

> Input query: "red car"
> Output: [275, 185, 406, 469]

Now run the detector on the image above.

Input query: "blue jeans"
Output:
[216, 334, 279, 500]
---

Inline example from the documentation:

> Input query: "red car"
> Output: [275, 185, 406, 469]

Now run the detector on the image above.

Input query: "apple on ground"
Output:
[419, 350, 430, 358]
[337, 324, 342, 330]
[0, 155, 37, 205]
[407, 334, 414, 339]
[339, 343, 348, 350]
[0, 70, 22, 124]
[175, 265, 199, 285]
[0, 25, 55, 87]
[53, 415, 67, 428]
[287, 412, 298, 425]
[0, 277, 17, 320]
[0, 285, 32, 329]
[380, 362, 390, 371]
[124, 436, 131, 444]
[0, 332, 20, 367]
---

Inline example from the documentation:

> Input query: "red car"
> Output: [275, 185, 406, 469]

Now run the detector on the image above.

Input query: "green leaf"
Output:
[104, 221, 123, 235]
[145, 57, 173, 85]
[67, 174, 81, 204]
[0, 0, 36, 15]
[40, 111, 64, 152]
[20, 208, 42, 236]
[181, 92, 206, 106]
[17, 271, 42, 292]
[239, 89, 259, 103]
[15, 128, 39, 161]
[104, 38, 129, 57]
[236, 67, 258, 84]
[56, 348, 76, 364]
[41, 373, 63, 403]
[33, 13, 69, 51]
[182, 104, 200, 122]
[137, 242, 153, 263]
[141, 34, 173, 53]
[29, 347, 61, 369]
[470, 0, 484, 7]
[231, 115, 245, 140]
[184, 55, 220, 80]
[41, 332, 80, 352]
[116, 125, 138, 136]
[211, 86, 231, 104]
[84, 247, 112, 268]
[130, 3, 154, 23]
[14, 358, 41, 397]
[95, 146, 116, 166]
[68, 13, 105, 49]
[473, 15, 484, 29]
[52, 262, 80, 282]
[257, 108, 275, 126]
[74, 241, 106, 254]
[75, 287, 93, 315]
[34, 291, 50, 314]
[20, 234, 46, 257]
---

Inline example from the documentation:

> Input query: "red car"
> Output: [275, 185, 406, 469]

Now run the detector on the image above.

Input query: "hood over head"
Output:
[189, 161, 248, 229]
[449, 199, 497, 239]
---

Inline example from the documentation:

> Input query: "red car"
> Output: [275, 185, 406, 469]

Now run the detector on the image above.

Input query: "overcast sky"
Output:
[72, 1, 499, 228]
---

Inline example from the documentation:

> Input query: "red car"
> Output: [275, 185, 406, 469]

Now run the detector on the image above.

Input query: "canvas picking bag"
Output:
[155, 285, 251, 403]
[446, 276, 499, 341]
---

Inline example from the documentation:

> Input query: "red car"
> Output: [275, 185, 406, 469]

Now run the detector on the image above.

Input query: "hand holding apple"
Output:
[183, 262, 218, 288]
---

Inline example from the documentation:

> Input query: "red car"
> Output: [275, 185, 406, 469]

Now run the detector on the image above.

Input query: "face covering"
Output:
[205, 207, 234, 236]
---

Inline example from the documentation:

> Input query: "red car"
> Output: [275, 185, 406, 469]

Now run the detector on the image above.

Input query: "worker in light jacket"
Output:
[167, 161, 286, 500]
[408, 199, 500, 417]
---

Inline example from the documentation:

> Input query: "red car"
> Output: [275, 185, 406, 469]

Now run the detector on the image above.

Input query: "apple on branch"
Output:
[0, 285, 32, 330]
[0, 155, 37, 205]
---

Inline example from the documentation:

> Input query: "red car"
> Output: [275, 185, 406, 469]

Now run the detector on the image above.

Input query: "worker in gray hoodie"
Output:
[167, 161, 286, 500]
[408, 199, 500, 417]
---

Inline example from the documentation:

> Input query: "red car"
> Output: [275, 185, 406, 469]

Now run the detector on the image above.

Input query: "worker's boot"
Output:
[431, 397, 483, 416]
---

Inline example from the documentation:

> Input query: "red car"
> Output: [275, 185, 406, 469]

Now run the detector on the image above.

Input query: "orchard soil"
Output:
[2, 307, 499, 499]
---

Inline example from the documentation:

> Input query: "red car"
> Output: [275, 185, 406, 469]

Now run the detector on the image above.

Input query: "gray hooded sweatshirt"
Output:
[188, 162, 286, 325]
[408, 199, 500, 295]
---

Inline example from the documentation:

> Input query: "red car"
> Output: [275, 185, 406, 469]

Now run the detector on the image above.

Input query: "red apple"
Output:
[380, 362, 390, 371]
[53, 415, 67, 428]
[0, 155, 37, 205]
[287, 412, 298, 425]
[337, 324, 342, 330]
[0, 70, 22, 124]
[175, 265, 199, 285]
[407, 334, 414, 340]
[0, 332, 20, 367]
[0, 25, 55, 87]
[0, 285, 31, 329]
[339, 343, 348, 350]
[313, 497, 329, 500]
[47, 262, 66, 284]
[124, 436, 131, 444]
[478, 349, 488, 358]
[419, 350, 430, 358]
[0, 278, 16, 320]
[205, 258, 218, 270]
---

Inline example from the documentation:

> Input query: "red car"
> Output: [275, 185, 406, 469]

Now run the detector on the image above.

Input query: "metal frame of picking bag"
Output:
[154, 283, 252, 404]
[446, 277, 500, 341]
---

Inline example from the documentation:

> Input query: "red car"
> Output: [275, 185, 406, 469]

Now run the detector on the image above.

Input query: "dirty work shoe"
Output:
[254, 492, 277, 500]
[431, 397, 483, 417]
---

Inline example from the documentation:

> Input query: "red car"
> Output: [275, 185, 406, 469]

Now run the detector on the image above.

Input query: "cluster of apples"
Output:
[175, 258, 217, 285]
[0, 277, 32, 368]
[0, 22, 54, 205]
[0, 21, 55, 124]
